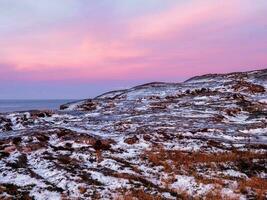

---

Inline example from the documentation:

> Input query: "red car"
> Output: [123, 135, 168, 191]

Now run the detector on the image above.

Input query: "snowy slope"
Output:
[0, 69, 266, 199]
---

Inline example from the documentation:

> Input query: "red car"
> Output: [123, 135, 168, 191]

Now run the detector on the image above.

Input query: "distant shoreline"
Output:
[0, 99, 77, 113]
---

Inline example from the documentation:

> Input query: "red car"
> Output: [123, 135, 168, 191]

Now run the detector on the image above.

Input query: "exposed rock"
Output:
[30, 110, 53, 118]
[3, 145, 16, 153]
[124, 135, 139, 145]
[143, 134, 152, 141]
[0, 116, 12, 132]
[93, 139, 112, 151]
[7, 154, 27, 169]
[232, 80, 265, 93]
[78, 100, 97, 111]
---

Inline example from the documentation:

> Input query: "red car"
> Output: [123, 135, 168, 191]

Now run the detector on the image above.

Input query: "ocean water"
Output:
[0, 99, 76, 113]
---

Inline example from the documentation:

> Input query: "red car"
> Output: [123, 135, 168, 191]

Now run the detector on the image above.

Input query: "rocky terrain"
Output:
[0, 69, 267, 200]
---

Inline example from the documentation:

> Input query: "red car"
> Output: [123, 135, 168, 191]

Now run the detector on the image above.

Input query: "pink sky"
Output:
[0, 0, 266, 98]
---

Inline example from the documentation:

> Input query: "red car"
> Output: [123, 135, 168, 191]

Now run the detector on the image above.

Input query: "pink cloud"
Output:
[2, 30, 141, 69]
[128, 1, 242, 40]
[0, 0, 266, 82]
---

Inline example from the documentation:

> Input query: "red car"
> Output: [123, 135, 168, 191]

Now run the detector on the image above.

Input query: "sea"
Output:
[0, 99, 77, 113]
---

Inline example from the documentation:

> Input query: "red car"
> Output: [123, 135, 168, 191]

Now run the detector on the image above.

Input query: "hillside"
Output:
[0, 69, 267, 199]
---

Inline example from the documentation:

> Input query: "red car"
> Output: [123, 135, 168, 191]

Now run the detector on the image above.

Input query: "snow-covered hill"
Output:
[0, 69, 266, 199]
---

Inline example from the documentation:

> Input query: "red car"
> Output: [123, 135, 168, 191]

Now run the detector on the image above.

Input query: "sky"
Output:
[0, 0, 266, 99]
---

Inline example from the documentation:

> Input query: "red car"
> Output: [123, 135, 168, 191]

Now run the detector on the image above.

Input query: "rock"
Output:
[150, 102, 168, 110]
[36, 134, 49, 142]
[93, 139, 112, 151]
[4, 145, 16, 153]
[56, 129, 75, 138]
[0, 151, 10, 159]
[0, 116, 12, 132]
[31, 110, 53, 118]
[60, 104, 69, 110]
[233, 81, 265, 94]
[7, 154, 27, 168]
[124, 136, 139, 145]
[78, 100, 97, 111]
[114, 121, 132, 132]
[143, 134, 152, 141]
[78, 186, 87, 194]
[12, 137, 22, 145]
[224, 108, 241, 116]
[2, 123, 12, 131]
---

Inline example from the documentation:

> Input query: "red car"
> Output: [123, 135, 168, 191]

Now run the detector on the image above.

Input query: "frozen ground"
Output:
[0, 69, 266, 199]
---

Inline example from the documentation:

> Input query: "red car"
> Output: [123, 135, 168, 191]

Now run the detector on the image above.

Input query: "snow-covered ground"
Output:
[0, 69, 266, 199]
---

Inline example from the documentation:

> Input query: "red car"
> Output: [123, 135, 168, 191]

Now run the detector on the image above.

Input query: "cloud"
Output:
[128, 1, 238, 40]
[0, 0, 80, 32]
[0, 0, 266, 83]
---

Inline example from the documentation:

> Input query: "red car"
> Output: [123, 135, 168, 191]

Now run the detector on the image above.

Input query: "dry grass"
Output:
[238, 177, 267, 199]
[205, 189, 241, 200]
[143, 147, 266, 171]
[142, 147, 267, 199]
[116, 190, 164, 200]
[204, 189, 223, 200]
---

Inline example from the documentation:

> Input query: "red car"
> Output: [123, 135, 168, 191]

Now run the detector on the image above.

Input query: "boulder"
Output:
[124, 135, 139, 145]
